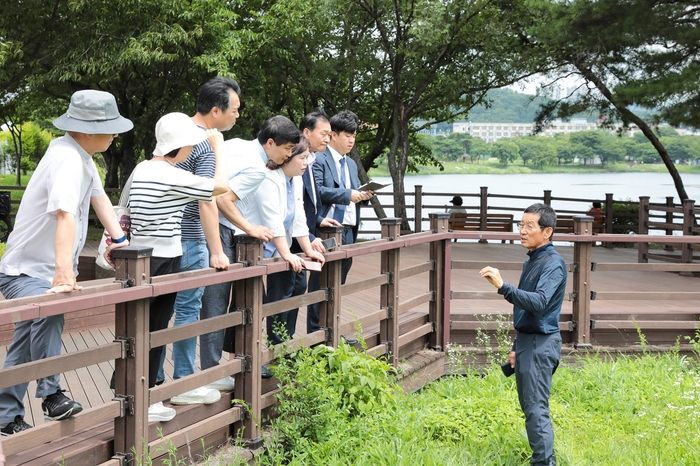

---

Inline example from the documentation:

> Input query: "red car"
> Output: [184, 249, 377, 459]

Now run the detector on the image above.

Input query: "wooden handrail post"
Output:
[572, 217, 593, 348]
[681, 199, 695, 264]
[604, 193, 614, 248]
[232, 236, 264, 447]
[665, 196, 675, 251]
[638, 196, 650, 263]
[317, 226, 343, 347]
[414, 185, 423, 233]
[112, 246, 152, 463]
[543, 190, 552, 206]
[379, 218, 402, 365]
[429, 213, 451, 351]
[479, 186, 488, 243]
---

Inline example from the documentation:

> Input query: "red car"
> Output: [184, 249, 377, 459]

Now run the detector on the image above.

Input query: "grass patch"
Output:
[258, 347, 700, 465]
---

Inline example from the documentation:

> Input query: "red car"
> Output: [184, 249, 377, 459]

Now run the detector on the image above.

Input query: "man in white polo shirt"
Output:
[0, 90, 133, 435]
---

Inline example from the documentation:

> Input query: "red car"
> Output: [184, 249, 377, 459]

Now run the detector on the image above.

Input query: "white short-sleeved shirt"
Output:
[128, 160, 215, 258]
[328, 146, 357, 226]
[218, 138, 268, 232]
[0, 134, 104, 282]
[250, 169, 308, 256]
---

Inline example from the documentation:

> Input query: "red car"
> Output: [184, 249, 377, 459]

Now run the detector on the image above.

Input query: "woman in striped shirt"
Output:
[127, 112, 228, 422]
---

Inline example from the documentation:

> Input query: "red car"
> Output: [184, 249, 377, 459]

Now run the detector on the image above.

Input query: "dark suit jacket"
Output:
[291, 162, 324, 254]
[313, 149, 362, 242]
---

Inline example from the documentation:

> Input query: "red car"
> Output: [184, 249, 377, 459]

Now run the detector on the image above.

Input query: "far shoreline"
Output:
[368, 161, 700, 177]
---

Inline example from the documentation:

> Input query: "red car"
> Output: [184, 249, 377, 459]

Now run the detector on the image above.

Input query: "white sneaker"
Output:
[205, 376, 235, 391]
[148, 402, 176, 422]
[170, 387, 221, 405]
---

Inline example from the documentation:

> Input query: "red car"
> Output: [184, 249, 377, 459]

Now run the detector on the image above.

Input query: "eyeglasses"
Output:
[516, 222, 544, 232]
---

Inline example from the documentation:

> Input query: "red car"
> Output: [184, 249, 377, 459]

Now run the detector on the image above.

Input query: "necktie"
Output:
[332, 157, 347, 223]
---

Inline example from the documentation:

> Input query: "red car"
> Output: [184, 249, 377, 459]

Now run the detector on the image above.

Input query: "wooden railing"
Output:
[451, 216, 700, 348]
[1, 215, 700, 464]
[363, 187, 700, 263]
[0, 216, 451, 465]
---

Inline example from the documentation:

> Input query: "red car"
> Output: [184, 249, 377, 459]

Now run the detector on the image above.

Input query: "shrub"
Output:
[261, 341, 401, 464]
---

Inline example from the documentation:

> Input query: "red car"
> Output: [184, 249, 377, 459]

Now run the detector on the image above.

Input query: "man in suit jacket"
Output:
[312, 110, 372, 324]
[282, 111, 341, 335]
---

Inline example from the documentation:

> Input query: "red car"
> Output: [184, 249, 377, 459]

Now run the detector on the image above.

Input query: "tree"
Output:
[514, 137, 539, 166]
[526, 0, 700, 201]
[531, 141, 557, 169]
[0, 0, 247, 188]
[314, 0, 548, 230]
[552, 134, 575, 165]
[491, 140, 519, 167]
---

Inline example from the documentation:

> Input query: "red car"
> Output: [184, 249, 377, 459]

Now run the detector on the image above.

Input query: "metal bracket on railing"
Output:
[383, 271, 394, 285]
[235, 307, 252, 325]
[590, 291, 597, 301]
[320, 327, 332, 342]
[115, 278, 135, 288]
[591, 262, 597, 272]
[112, 395, 134, 417]
[567, 321, 577, 332]
[568, 291, 578, 302]
[590, 319, 597, 330]
[570, 262, 579, 273]
[430, 321, 437, 333]
[235, 355, 251, 373]
[430, 291, 436, 302]
[113, 337, 135, 359]
[233, 402, 250, 420]
[112, 452, 134, 466]
[382, 306, 394, 319]
[382, 340, 393, 354]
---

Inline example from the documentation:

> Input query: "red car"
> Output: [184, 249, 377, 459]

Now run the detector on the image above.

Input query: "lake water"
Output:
[360, 172, 700, 237]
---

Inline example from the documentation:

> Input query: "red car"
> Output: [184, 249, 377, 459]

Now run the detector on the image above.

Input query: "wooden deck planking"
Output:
[1, 241, 698, 447]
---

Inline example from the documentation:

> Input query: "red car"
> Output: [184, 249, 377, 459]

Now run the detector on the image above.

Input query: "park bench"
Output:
[554, 215, 605, 235]
[449, 213, 514, 243]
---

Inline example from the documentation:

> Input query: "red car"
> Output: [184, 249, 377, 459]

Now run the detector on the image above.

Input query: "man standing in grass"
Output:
[480, 203, 566, 466]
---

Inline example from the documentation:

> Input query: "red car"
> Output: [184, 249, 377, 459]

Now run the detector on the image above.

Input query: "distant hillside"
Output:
[466, 88, 561, 123]
[464, 88, 655, 124]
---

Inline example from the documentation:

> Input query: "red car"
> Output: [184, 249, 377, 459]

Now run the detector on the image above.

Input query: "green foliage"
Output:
[261, 341, 401, 464]
[490, 140, 519, 167]
[684, 329, 700, 356]
[253, 352, 700, 465]
[0, 123, 53, 175]
[474, 313, 514, 365]
[607, 201, 639, 234]
[466, 88, 595, 124]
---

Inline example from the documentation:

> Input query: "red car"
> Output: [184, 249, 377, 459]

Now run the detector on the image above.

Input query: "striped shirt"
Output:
[176, 135, 216, 241]
[128, 160, 215, 257]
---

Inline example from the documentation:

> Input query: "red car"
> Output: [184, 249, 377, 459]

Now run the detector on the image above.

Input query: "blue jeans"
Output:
[200, 225, 237, 370]
[157, 240, 209, 382]
[0, 274, 62, 425]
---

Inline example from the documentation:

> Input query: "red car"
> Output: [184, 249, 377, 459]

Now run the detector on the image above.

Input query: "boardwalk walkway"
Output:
[3, 241, 696, 432]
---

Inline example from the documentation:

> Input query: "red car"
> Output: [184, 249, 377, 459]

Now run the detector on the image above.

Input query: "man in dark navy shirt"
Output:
[480, 203, 566, 466]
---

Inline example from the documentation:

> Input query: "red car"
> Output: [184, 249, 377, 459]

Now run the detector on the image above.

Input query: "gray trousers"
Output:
[515, 331, 562, 466]
[0, 274, 63, 425]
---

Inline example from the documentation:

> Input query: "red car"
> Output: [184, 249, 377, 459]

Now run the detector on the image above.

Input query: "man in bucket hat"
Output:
[0, 90, 133, 435]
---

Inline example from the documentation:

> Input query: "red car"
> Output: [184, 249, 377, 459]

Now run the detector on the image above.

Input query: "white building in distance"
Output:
[453, 118, 597, 142]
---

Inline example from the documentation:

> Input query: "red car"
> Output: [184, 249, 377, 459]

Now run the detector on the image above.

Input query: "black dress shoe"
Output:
[341, 336, 359, 346]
